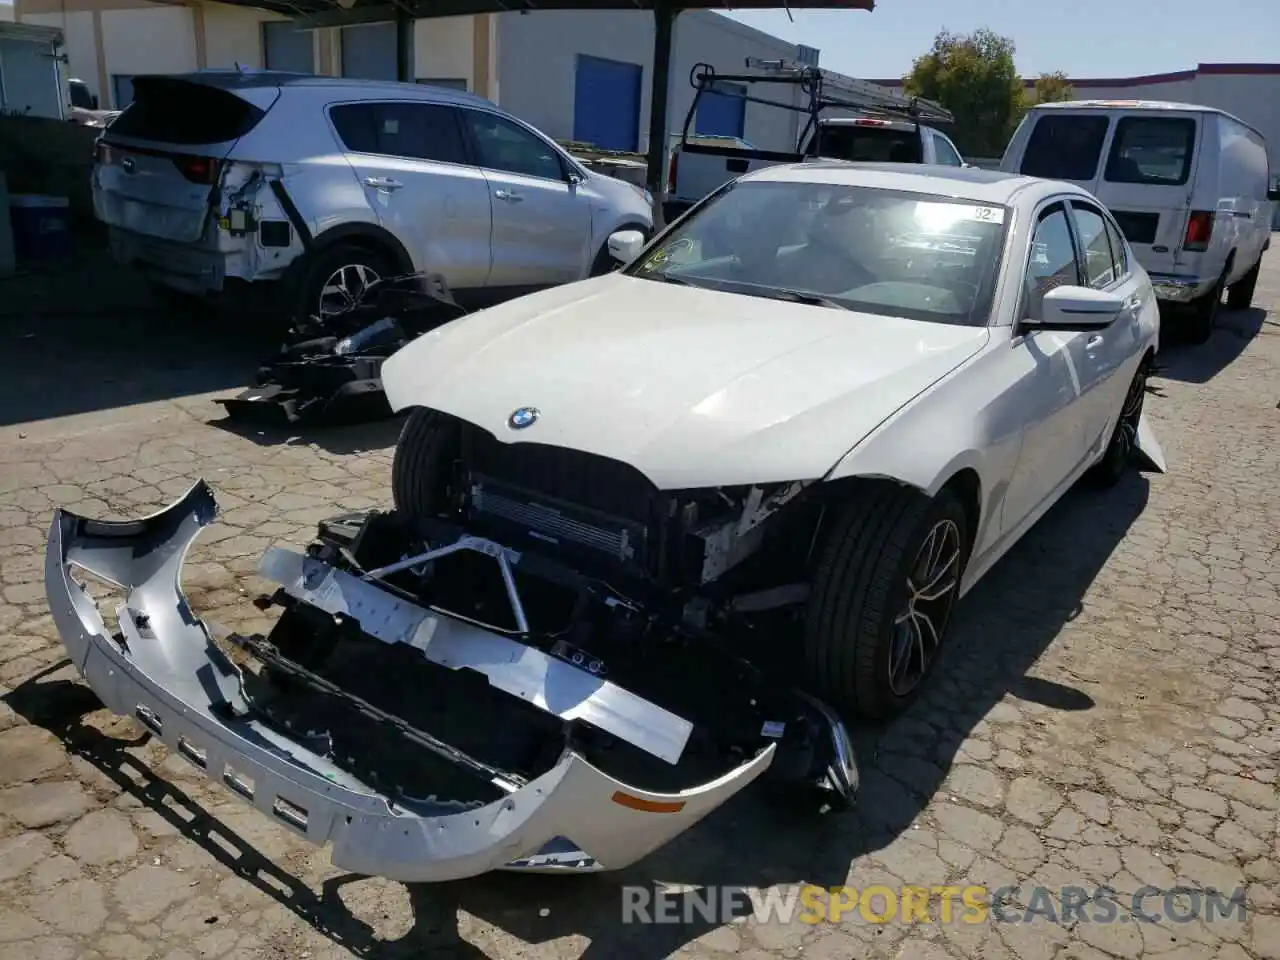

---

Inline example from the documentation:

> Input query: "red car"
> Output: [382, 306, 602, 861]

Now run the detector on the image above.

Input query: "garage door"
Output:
[695, 82, 746, 138]
[572, 54, 641, 152]
[263, 21, 315, 73]
[341, 23, 407, 81]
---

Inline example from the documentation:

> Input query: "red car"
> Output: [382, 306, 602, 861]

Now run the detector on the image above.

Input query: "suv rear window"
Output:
[108, 77, 265, 145]
[1019, 114, 1110, 181]
[1104, 116, 1196, 186]
[810, 124, 923, 163]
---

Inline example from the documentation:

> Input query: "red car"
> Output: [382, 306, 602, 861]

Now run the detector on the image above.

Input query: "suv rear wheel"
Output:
[293, 243, 394, 327]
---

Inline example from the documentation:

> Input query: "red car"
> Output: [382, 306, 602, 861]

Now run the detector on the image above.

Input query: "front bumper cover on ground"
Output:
[43, 481, 787, 882]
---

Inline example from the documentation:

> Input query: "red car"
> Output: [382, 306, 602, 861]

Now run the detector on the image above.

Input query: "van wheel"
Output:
[1226, 259, 1260, 310]
[1184, 272, 1225, 345]
[293, 243, 393, 328]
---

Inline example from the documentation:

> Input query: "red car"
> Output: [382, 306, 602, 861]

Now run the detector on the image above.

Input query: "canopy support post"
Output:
[645, 0, 677, 230]
[396, 7, 413, 83]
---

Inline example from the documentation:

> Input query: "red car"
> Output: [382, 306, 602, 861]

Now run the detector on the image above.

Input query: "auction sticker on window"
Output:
[914, 201, 1006, 230]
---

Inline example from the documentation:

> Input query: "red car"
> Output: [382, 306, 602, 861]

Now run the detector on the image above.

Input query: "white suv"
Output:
[91, 70, 654, 323]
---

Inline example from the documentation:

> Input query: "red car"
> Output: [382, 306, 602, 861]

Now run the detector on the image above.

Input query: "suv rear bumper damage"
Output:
[43, 482, 829, 882]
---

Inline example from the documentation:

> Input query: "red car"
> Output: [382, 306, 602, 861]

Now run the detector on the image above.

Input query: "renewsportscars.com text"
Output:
[621, 884, 1248, 926]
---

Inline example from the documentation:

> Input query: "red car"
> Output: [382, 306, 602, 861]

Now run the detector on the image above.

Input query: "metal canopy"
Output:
[217, 0, 876, 222]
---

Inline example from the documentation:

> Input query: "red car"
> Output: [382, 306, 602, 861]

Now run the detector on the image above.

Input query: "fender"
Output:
[308, 222, 417, 277]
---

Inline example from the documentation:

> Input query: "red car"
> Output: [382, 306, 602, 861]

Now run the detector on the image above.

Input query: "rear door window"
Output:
[108, 77, 265, 145]
[813, 124, 923, 163]
[1019, 114, 1110, 181]
[1104, 116, 1196, 186]
[330, 102, 469, 165]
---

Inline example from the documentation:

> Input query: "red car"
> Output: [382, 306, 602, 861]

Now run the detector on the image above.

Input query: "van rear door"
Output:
[1011, 107, 1201, 275]
[94, 76, 280, 243]
[1088, 111, 1202, 276]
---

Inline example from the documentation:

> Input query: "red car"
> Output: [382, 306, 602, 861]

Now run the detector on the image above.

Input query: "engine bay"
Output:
[242, 506, 856, 811]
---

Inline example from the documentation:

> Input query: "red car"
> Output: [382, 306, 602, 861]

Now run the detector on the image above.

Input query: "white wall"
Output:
[496, 9, 805, 155]
[414, 15, 471, 86]
[203, 3, 278, 70]
[19, 9, 94, 98]
[0, 34, 62, 117]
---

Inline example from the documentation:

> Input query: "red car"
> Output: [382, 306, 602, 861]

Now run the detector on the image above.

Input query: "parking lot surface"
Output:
[1, 250, 1278, 960]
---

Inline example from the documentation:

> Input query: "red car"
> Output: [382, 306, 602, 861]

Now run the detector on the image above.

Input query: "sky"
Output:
[722, 0, 1280, 80]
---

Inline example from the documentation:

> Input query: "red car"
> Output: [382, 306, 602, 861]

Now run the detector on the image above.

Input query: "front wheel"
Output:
[802, 484, 970, 720]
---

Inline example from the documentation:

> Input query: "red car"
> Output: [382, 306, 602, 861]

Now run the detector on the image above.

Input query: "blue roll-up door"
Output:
[264, 21, 315, 73]
[341, 23, 406, 81]
[572, 54, 642, 152]
[695, 82, 746, 138]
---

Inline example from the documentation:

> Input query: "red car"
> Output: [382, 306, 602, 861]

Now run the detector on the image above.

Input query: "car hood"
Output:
[381, 274, 989, 489]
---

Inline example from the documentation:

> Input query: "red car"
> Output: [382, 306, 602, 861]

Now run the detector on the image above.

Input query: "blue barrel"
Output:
[8, 194, 72, 261]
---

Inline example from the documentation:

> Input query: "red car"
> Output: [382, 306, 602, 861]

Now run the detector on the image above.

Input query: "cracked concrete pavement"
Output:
[1, 251, 1278, 960]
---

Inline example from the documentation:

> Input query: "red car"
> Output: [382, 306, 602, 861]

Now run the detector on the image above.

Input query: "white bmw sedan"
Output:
[380, 160, 1166, 721]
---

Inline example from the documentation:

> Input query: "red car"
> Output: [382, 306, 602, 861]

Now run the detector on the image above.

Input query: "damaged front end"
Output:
[45, 481, 857, 882]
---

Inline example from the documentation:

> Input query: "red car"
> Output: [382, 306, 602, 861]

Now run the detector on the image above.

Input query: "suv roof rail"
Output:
[677, 57, 955, 166]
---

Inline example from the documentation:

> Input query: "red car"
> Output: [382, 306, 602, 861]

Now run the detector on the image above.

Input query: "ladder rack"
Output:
[676, 56, 955, 168]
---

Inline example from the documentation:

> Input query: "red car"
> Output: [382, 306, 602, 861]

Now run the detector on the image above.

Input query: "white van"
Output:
[1001, 100, 1279, 342]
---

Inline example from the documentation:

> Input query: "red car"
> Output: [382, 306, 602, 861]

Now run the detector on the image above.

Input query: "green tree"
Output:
[903, 28, 1025, 157]
[1032, 71, 1075, 104]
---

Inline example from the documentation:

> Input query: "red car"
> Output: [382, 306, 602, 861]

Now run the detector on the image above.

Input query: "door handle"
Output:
[494, 189, 524, 203]
[1086, 334, 1104, 349]
[1124, 296, 1143, 314]
[362, 177, 402, 190]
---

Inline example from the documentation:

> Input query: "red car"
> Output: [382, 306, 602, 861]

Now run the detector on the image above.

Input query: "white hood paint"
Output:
[381, 274, 990, 489]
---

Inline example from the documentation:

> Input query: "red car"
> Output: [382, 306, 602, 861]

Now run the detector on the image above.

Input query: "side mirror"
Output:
[1028, 285, 1123, 331]
[607, 229, 646, 267]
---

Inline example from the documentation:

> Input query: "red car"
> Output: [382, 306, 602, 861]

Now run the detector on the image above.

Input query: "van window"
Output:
[1104, 116, 1196, 186]
[811, 124, 923, 163]
[1019, 114, 1110, 181]
[108, 77, 266, 145]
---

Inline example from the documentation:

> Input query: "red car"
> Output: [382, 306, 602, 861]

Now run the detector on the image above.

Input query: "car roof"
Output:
[165, 69, 494, 107]
[739, 161, 1078, 206]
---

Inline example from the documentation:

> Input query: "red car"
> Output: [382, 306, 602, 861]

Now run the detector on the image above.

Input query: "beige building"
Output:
[15, 0, 498, 108]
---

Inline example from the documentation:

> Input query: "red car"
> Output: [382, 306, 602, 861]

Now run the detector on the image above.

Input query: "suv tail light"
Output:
[668, 151, 679, 191]
[172, 154, 221, 185]
[1183, 210, 1214, 252]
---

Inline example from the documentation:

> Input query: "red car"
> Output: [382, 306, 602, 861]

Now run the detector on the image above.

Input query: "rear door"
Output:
[1064, 198, 1147, 454]
[456, 108, 592, 288]
[1090, 111, 1202, 276]
[329, 100, 494, 290]
[94, 76, 279, 243]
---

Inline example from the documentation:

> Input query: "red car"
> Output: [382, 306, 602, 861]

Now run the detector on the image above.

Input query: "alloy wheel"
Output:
[318, 263, 381, 318]
[888, 518, 963, 696]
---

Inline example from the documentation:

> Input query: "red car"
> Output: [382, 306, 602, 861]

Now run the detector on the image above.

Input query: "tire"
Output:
[292, 242, 394, 328]
[390, 407, 461, 530]
[1086, 359, 1148, 488]
[1184, 270, 1225, 345]
[1226, 258, 1260, 310]
[802, 483, 970, 721]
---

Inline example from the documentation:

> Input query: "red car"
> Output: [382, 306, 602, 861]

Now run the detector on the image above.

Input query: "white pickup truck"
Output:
[667, 116, 968, 216]
[665, 59, 960, 220]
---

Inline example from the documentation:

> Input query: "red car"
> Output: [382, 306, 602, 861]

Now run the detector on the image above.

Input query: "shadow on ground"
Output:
[204, 409, 408, 457]
[1158, 306, 1270, 384]
[5, 471, 1152, 958]
[0, 238, 278, 428]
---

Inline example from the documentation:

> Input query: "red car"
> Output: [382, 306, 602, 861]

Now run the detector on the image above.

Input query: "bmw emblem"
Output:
[508, 406, 539, 430]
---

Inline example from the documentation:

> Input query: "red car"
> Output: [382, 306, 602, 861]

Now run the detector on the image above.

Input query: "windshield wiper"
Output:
[753, 288, 853, 310]
[646, 272, 698, 286]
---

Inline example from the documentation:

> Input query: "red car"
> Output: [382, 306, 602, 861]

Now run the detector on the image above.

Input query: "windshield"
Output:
[627, 180, 1008, 326]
